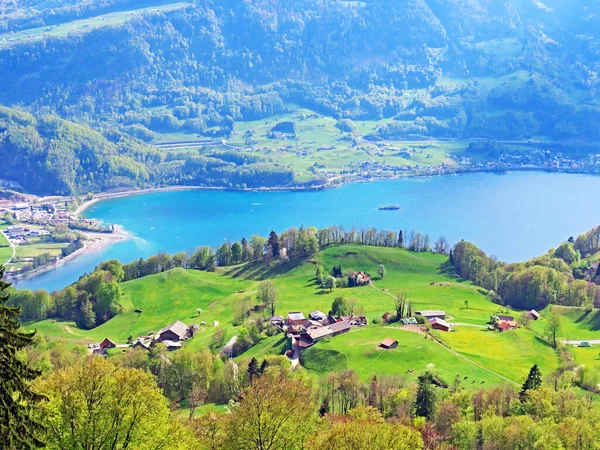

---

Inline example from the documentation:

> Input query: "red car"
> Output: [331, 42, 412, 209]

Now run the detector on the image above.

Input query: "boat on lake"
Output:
[378, 204, 401, 211]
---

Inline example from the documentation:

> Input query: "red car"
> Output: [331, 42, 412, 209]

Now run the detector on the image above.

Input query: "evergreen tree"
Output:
[368, 375, 378, 408]
[0, 267, 45, 448]
[449, 249, 454, 265]
[520, 364, 542, 402]
[268, 231, 280, 257]
[398, 230, 404, 248]
[259, 359, 268, 374]
[248, 357, 259, 381]
[414, 373, 436, 420]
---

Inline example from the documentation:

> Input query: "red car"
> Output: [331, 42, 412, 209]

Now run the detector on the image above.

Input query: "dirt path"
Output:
[290, 344, 301, 371]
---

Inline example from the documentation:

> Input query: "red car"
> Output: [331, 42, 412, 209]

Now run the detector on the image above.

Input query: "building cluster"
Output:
[5, 225, 50, 244]
[270, 311, 367, 350]
[132, 320, 200, 352]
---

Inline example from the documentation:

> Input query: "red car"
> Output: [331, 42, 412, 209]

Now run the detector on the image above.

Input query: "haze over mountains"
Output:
[0, 0, 599, 194]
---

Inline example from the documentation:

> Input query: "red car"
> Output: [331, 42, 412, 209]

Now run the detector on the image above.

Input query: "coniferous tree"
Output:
[268, 231, 280, 257]
[414, 373, 436, 420]
[259, 359, 268, 375]
[0, 267, 45, 448]
[520, 364, 542, 402]
[248, 357, 259, 381]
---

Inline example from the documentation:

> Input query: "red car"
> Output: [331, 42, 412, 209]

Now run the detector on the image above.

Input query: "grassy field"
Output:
[0, 2, 192, 49]
[0, 231, 12, 264]
[16, 242, 68, 259]
[151, 106, 464, 183]
[434, 326, 558, 383]
[302, 326, 511, 387]
[530, 306, 600, 340]
[27, 244, 561, 382]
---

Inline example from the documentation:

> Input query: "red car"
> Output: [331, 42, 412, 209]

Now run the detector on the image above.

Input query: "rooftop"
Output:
[288, 312, 306, 321]
[158, 320, 189, 339]
[417, 310, 445, 317]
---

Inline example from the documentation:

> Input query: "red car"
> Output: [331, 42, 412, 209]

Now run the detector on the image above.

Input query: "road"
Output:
[563, 339, 600, 346]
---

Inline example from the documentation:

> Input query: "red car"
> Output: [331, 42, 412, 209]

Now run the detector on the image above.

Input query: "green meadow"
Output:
[301, 326, 511, 387]
[0, 232, 12, 264]
[530, 306, 600, 340]
[25, 244, 570, 386]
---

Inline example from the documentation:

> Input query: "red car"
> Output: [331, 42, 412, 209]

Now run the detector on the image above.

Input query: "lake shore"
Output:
[71, 165, 600, 217]
[7, 225, 130, 284]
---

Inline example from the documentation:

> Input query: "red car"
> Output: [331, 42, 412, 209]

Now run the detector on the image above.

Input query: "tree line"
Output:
[451, 230, 600, 310]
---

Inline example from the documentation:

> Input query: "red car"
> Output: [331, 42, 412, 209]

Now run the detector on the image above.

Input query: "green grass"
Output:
[174, 403, 229, 420]
[572, 347, 600, 369]
[27, 244, 541, 382]
[302, 326, 511, 387]
[435, 326, 559, 384]
[530, 306, 600, 340]
[16, 242, 68, 259]
[152, 106, 464, 183]
[0, 231, 12, 264]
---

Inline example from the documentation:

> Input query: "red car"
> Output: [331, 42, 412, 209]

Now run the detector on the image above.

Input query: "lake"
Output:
[15, 171, 600, 292]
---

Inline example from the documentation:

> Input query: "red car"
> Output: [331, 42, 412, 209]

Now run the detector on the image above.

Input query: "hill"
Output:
[28, 244, 556, 385]
[1, 0, 599, 146]
[0, 106, 294, 194]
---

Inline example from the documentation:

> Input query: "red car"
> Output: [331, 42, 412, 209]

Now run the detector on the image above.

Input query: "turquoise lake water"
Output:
[15, 171, 600, 292]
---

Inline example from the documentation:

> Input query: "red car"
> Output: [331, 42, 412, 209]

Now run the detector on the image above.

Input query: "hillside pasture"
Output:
[302, 326, 511, 387]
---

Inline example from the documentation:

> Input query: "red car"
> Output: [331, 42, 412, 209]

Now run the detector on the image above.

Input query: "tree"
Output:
[377, 264, 386, 280]
[257, 281, 278, 316]
[520, 364, 542, 401]
[544, 310, 562, 348]
[325, 276, 336, 292]
[224, 374, 316, 450]
[231, 242, 243, 264]
[394, 291, 409, 320]
[248, 357, 259, 381]
[398, 230, 404, 248]
[268, 231, 280, 257]
[0, 267, 45, 449]
[34, 357, 191, 449]
[250, 235, 266, 261]
[414, 373, 436, 420]
[310, 406, 423, 450]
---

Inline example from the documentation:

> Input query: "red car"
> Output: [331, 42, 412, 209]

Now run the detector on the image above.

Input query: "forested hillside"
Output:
[0, 106, 294, 194]
[1, 0, 599, 142]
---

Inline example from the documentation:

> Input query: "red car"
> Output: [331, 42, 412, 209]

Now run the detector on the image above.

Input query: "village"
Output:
[0, 199, 117, 278]
[88, 306, 549, 363]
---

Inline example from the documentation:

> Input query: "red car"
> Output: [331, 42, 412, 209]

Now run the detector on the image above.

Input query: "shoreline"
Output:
[8, 225, 130, 284]
[10, 166, 600, 287]
[71, 165, 600, 217]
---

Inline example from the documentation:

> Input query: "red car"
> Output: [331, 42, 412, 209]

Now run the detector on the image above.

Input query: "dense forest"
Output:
[1, 0, 599, 144]
[0, 106, 295, 194]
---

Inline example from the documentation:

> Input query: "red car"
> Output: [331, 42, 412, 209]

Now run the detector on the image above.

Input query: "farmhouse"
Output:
[527, 310, 540, 320]
[349, 271, 371, 286]
[92, 348, 107, 357]
[268, 315, 285, 327]
[338, 315, 367, 326]
[99, 338, 116, 349]
[416, 310, 446, 320]
[156, 320, 189, 342]
[429, 317, 452, 332]
[296, 320, 352, 348]
[497, 315, 514, 322]
[380, 338, 398, 349]
[496, 320, 518, 332]
[287, 312, 308, 327]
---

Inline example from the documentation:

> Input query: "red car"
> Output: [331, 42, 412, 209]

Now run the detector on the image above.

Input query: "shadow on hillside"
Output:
[224, 257, 306, 280]
[581, 310, 600, 331]
[534, 335, 553, 348]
